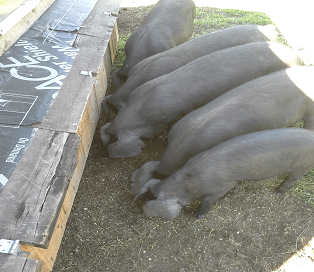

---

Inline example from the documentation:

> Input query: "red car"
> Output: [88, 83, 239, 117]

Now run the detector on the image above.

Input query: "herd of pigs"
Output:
[100, 0, 314, 220]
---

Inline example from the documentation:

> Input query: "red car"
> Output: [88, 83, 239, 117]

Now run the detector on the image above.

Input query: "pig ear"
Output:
[115, 101, 127, 111]
[100, 123, 112, 146]
[131, 161, 161, 195]
[101, 95, 112, 116]
[143, 198, 181, 220]
[134, 178, 161, 201]
[108, 136, 145, 158]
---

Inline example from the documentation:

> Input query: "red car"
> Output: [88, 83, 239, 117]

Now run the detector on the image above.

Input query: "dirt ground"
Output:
[52, 6, 314, 272]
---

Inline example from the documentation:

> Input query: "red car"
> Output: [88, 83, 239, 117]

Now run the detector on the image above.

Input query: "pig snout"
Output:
[143, 198, 182, 221]
[107, 136, 146, 158]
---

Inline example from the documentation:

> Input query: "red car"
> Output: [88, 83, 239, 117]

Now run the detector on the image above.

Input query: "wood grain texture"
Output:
[0, 130, 80, 247]
[0, 0, 56, 57]
[0, 0, 120, 270]
[0, 252, 41, 272]
[20, 140, 87, 272]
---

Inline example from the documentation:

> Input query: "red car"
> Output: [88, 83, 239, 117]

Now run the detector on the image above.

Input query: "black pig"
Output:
[131, 66, 314, 191]
[101, 42, 302, 158]
[134, 128, 314, 220]
[104, 24, 279, 115]
[112, 0, 196, 90]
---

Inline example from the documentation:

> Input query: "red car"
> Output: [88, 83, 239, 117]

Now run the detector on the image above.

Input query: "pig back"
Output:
[157, 66, 314, 175]
[130, 42, 302, 125]
[186, 128, 314, 183]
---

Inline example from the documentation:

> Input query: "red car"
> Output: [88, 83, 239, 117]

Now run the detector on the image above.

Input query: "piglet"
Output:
[134, 128, 314, 220]
[112, 0, 196, 90]
[101, 42, 302, 158]
[131, 66, 314, 192]
[104, 24, 279, 115]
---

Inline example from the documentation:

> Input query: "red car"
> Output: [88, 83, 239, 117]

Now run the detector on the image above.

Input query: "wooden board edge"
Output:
[0, 0, 56, 57]
[18, 17, 119, 272]
[0, 253, 42, 272]
[20, 139, 87, 272]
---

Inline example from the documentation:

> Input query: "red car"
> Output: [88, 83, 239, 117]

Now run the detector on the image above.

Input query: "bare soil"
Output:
[52, 6, 314, 272]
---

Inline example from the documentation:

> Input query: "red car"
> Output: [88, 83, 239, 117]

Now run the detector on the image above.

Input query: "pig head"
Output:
[135, 128, 314, 220]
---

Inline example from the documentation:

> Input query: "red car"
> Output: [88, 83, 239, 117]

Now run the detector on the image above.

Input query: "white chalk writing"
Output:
[5, 138, 30, 164]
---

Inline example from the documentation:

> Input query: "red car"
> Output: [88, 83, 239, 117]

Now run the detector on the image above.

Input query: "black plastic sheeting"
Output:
[0, 0, 98, 192]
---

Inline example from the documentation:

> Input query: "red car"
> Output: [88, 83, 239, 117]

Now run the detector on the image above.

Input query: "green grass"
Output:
[292, 170, 314, 208]
[195, 8, 273, 29]
[114, 32, 131, 69]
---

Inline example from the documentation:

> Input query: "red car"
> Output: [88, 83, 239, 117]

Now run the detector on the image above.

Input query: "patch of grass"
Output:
[113, 32, 131, 69]
[195, 8, 273, 29]
[292, 170, 314, 208]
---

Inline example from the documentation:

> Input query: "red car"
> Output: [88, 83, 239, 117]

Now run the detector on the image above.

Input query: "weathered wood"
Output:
[38, 22, 118, 154]
[0, 253, 41, 272]
[0, 0, 120, 270]
[0, 130, 80, 247]
[78, 0, 121, 39]
[0, 0, 56, 57]
[20, 140, 87, 272]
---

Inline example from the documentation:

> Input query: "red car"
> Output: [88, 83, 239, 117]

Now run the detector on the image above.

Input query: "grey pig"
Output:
[134, 128, 314, 220]
[104, 24, 279, 115]
[101, 42, 302, 158]
[131, 66, 314, 193]
[112, 0, 196, 91]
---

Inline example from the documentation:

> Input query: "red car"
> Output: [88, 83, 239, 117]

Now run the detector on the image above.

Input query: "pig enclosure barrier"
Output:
[0, 0, 120, 271]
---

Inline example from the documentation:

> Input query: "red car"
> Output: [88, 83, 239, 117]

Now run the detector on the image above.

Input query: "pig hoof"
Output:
[194, 212, 206, 220]
[276, 186, 288, 194]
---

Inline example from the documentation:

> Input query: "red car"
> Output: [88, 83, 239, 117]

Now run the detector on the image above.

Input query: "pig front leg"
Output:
[195, 194, 214, 219]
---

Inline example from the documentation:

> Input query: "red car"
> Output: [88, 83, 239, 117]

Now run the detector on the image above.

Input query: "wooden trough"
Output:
[0, 0, 120, 271]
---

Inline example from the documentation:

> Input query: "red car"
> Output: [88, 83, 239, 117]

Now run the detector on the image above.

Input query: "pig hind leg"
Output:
[276, 170, 307, 193]
[196, 182, 238, 219]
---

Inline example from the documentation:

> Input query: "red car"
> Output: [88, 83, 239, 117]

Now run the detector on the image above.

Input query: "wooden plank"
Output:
[0, 0, 41, 36]
[0, 0, 56, 57]
[0, 130, 80, 247]
[38, 23, 118, 154]
[20, 140, 87, 272]
[78, 0, 121, 39]
[0, 253, 41, 272]
[0, 0, 120, 270]
[21, 21, 117, 272]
